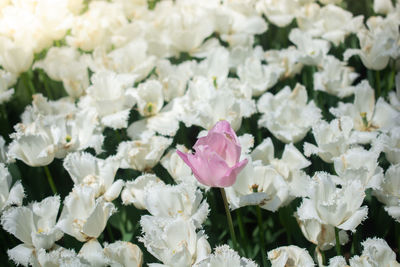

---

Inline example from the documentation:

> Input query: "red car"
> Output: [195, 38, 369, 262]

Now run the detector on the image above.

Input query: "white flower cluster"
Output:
[0, 0, 399, 266]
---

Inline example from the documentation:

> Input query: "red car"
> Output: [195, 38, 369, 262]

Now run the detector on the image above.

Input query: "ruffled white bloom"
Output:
[8, 94, 104, 166]
[196, 244, 258, 267]
[374, 0, 394, 14]
[226, 139, 311, 211]
[7, 130, 56, 167]
[176, 76, 255, 131]
[63, 152, 123, 201]
[225, 158, 289, 211]
[0, 36, 34, 74]
[267, 245, 315, 267]
[89, 39, 156, 81]
[255, 0, 305, 27]
[140, 216, 211, 267]
[313, 55, 359, 98]
[35, 246, 90, 267]
[288, 29, 331, 66]
[344, 15, 399, 70]
[296, 4, 363, 45]
[161, 2, 215, 54]
[156, 59, 194, 102]
[104, 240, 143, 267]
[264, 47, 303, 79]
[333, 146, 383, 189]
[79, 239, 143, 267]
[67, 1, 127, 51]
[296, 172, 368, 232]
[194, 46, 229, 87]
[215, 1, 267, 47]
[1, 196, 63, 266]
[327, 256, 348, 267]
[252, 138, 311, 197]
[0, 69, 16, 104]
[33, 47, 90, 98]
[121, 174, 165, 209]
[330, 80, 400, 144]
[296, 216, 349, 251]
[237, 46, 283, 96]
[133, 80, 164, 117]
[226, 138, 311, 211]
[257, 83, 322, 143]
[117, 135, 172, 171]
[376, 127, 400, 164]
[0, 163, 24, 212]
[57, 185, 116, 242]
[349, 238, 400, 266]
[79, 70, 136, 129]
[304, 117, 353, 163]
[127, 102, 181, 138]
[141, 182, 209, 228]
[373, 164, 400, 222]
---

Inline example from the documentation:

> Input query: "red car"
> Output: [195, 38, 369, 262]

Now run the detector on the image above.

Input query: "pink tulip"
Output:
[177, 120, 248, 187]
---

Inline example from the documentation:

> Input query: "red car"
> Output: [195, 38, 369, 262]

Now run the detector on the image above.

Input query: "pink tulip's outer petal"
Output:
[209, 120, 240, 144]
[195, 132, 241, 167]
[191, 146, 231, 187]
[217, 159, 248, 187]
[177, 147, 231, 187]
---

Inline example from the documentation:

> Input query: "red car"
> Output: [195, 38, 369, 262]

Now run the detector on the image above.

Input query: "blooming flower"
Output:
[177, 120, 248, 188]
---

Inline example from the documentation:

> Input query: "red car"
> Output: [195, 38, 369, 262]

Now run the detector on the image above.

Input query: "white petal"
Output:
[7, 244, 34, 267]
[104, 180, 125, 202]
[1, 206, 34, 245]
[82, 199, 115, 238]
[337, 206, 368, 232]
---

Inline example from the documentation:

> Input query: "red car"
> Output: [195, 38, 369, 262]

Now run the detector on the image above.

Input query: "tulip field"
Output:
[0, 0, 399, 266]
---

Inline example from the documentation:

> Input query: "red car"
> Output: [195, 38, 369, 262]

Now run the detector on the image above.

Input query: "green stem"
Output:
[376, 71, 381, 97]
[236, 209, 249, 257]
[256, 206, 268, 267]
[0, 105, 12, 136]
[335, 227, 341, 256]
[387, 68, 396, 96]
[220, 188, 238, 251]
[44, 166, 57, 195]
[41, 73, 54, 100]
[107, 225, 115, 243]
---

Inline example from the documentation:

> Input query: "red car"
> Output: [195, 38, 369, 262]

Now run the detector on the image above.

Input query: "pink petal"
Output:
[209, 120, 240, 144]
[217, 158, 248, 187]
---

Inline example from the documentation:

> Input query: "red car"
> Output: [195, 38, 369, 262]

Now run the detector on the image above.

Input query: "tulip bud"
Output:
[177, 120, 248, 187]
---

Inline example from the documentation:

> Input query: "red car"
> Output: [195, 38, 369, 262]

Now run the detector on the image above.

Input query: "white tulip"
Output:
[140, 216, 211, 267]
[289, 29, 331, 66]
[258, 83, 322, 143]
[1, 196, 63, 266]
[57, 186, 115, 242]
[333, 146, 383, 190]
[63, 152, 123, 201]
[313, 55, 359, 98]
[350, 238, 400, 266]
[373, 164, 400, 222]
[197, 244, 258, 267]
[268, 245, 315, 267]
[304, 117, 353, 163]
[296, 172, 368, 232]
[0, 163, 24, 212]
[122, 174, 165, 209]
[117, 135, 172, 171]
